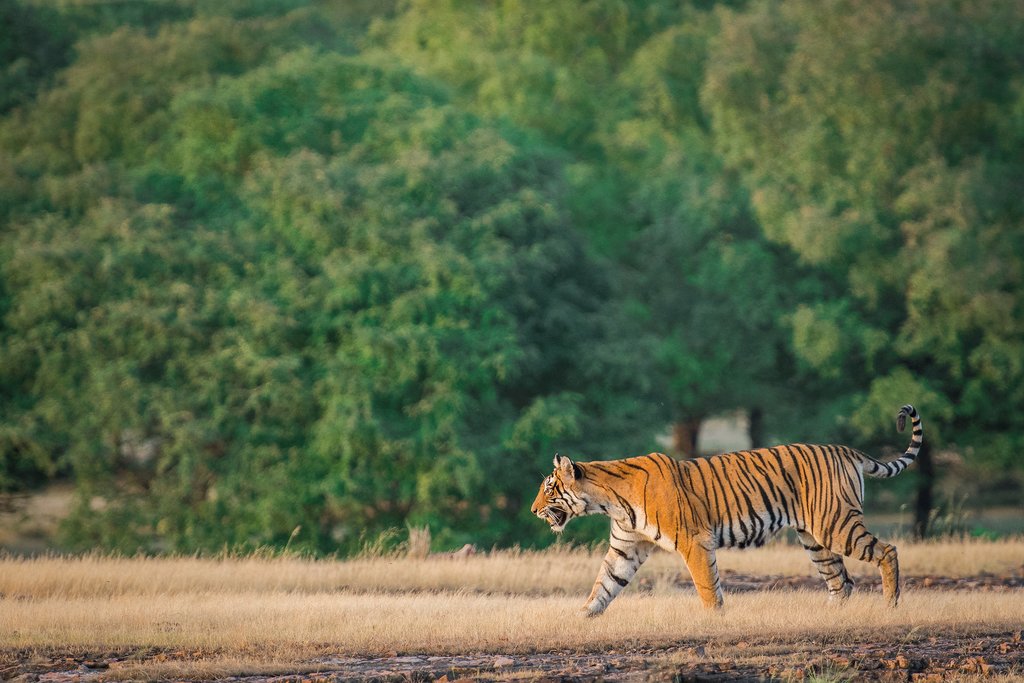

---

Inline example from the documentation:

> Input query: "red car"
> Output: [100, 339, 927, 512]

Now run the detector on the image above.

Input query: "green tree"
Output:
[0, 0, 72, 114]
[703, 0, 1024, 518]
[597, 12, 798, 453]
[1, 26, 658, 549]
[381, 1, 797, 456]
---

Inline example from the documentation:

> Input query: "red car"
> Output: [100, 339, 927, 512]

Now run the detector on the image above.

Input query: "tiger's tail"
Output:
[862, 404, 923, 479]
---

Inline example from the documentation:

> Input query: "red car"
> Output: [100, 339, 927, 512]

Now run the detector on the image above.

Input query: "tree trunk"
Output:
[748, 407, 764, 449]
[913, 440, 934, 540]
[671, 417, 702, 458]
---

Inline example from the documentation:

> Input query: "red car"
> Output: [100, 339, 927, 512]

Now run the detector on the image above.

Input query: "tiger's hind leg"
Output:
[680, 541, 724, 609]
[797, 530, 854, 600]
[821, 517, 901, 607]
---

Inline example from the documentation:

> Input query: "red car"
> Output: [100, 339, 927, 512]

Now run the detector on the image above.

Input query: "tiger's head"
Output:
[531, 454, 587, 533]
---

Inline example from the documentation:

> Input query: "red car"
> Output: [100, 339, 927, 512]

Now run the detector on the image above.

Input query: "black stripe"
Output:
[612, 489, 637, 529]
[708, 456, 740, 546]
[756, 452, 795, 528]
[860, 536, 878, 562]
[799, 444, 826, 520]
[647, 453, 667, 478]
[821, 568, 843, 582]
[769, 447, 802, 502]
[589, 463, 628, 480]
[607, 568, 629, 587]
[745, 455, 782, 530]
[670, 459, 698, 531]
[682, 461, 713, 525]
[621, 461, 652, 516]
[734, 459, 772, 539]
[840, 508, 861, 536]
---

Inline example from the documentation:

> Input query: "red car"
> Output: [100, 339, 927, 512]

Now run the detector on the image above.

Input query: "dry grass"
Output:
[1, 539, 1021, 680]
[4, 589, 1023, 654]
[1, 536, 1020, 600]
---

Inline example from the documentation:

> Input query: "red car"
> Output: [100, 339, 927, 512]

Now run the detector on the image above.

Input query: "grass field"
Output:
[2, 539, 1023, 681]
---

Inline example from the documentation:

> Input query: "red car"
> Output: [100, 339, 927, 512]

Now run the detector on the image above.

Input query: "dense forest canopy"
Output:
[1, 0, 1021, 553]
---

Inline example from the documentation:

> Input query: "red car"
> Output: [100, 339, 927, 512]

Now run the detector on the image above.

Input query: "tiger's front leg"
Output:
[582, 526, 654, 617]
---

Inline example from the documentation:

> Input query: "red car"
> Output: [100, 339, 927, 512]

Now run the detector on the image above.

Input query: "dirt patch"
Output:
[3, 631, 1022, 682]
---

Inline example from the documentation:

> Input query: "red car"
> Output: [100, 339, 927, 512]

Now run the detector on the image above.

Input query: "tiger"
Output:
[531, 404, 922, 616]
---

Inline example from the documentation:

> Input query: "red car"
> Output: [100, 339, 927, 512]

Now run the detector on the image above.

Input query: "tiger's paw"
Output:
[580, 603, 606, 618]
[828, 580, 854, 603]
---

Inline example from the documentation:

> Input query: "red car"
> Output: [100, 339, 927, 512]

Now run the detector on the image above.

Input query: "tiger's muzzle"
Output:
[536, 505, 569, 533]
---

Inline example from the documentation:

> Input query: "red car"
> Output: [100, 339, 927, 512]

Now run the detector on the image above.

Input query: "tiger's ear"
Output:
[554, 454, 581, 481]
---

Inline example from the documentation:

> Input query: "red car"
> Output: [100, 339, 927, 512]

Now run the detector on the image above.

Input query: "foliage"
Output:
[0, 0, 1021, 552]
[380, 1, 798, 452]
[0, 0, 72, 114]
[0, 8, 657, 550]
[702, 0, 1024, 461]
